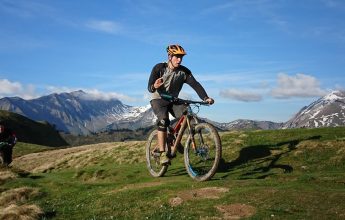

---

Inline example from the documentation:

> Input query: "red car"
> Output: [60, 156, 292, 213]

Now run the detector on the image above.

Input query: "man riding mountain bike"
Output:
[147, 44, 214, 165]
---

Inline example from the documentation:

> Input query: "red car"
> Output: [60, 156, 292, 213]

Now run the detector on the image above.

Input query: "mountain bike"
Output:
[145, 95, 222, 181]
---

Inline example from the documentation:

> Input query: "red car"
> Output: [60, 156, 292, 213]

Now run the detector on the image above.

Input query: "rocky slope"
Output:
[283, 90, 345, 128]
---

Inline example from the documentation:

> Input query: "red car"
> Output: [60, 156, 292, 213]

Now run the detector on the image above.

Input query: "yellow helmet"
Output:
[166, 44, 187, 56]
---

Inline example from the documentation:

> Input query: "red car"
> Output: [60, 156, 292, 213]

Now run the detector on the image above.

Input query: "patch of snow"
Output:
[323, 91, 343, 102]
[310, 110, 320, 119]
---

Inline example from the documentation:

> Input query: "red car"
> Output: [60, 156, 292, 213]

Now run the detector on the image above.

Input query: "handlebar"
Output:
[160, 93, 209, 106]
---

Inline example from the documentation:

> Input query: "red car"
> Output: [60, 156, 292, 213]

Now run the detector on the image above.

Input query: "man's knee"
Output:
[157, 118, 170, 132]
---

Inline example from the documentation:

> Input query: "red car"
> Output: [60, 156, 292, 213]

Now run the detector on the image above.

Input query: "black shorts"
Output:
[150, 99, 187, 122]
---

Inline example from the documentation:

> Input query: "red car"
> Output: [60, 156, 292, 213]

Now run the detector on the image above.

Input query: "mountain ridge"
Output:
[0, 90, 155, 135]
[0, 90, 344, 136]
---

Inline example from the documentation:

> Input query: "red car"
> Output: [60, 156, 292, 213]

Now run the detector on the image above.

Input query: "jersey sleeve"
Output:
[184, 69, 209, 100]
[147, 63, 163, 93]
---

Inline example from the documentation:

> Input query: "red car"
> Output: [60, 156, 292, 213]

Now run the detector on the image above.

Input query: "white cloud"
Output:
[45, 85, 77, 94]
[0, 79, 37, 99]
[85, 20, 122, 34]
[0, 79, 22, 94]
[0, 81, 136, 103]
[270, 73, 328, 98]
[80, 89, 136, 102]
[219, 88, 262, 102]
[46, 86, 135, 102]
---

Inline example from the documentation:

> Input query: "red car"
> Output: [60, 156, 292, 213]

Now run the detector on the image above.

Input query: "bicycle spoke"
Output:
[184, 123, 221, 181]
[145, 130, 168, 177]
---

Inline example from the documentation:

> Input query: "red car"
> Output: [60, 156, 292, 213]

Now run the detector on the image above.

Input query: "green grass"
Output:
[2, 127, 345, 219]
[13, 142, 59, 158]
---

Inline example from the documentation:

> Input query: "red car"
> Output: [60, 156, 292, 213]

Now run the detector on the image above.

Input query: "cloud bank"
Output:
[46, 86, 135, 102]
[0, 78, 135, 102]
[270, 73, 328, 98]
[0, 79, 36, 99]
[85, 20, 122, 34]
[219, 73, 329, 102]
[220, 89, 262, 102]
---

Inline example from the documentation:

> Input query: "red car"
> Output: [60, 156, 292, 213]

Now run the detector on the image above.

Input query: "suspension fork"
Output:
[186, 115, 198, 151]
[188, 115, 206, 153]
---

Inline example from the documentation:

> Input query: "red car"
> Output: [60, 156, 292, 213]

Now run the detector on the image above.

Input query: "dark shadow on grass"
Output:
[218, 135, 321, 179]
[41, 211, 57, 219]
[29, 175, 44, 179]
[9, 167, 31, 177]
[166, 166, 187, 177]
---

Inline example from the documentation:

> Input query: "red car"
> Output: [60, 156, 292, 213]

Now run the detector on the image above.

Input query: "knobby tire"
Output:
[184, 122, 222, 181]
[145, 130, 168, 177]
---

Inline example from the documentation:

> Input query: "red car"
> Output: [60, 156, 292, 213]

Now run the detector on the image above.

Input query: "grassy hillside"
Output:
[61, 127, 154, 146]
[1, 127, 345, 219]
[0, 110, 68, 147]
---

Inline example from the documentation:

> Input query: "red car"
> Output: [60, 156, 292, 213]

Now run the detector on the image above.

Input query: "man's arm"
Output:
[148, 63, 164, 93]
[185, 73, 209, 100]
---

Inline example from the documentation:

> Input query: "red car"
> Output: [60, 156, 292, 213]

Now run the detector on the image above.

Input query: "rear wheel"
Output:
[145, 130, 168, 177]
[184, 123, 221, 181]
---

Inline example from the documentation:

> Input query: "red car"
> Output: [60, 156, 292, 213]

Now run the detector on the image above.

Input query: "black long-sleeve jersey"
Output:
[147, 62, 209, 100]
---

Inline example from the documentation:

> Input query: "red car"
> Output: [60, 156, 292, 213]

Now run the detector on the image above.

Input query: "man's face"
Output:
[169, 54, 184, 68]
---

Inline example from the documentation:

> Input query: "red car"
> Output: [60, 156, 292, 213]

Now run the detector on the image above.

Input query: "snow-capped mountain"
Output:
[283, 90, 345, 128]
[0, 90, 156, 135]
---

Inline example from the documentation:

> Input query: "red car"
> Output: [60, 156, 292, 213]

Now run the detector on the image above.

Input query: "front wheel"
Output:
[145, 130, 168, 177]
[184, 123, 222, 181]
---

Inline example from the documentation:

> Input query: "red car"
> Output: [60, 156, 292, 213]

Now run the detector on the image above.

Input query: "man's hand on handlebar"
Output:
[205, 97, 214, 105]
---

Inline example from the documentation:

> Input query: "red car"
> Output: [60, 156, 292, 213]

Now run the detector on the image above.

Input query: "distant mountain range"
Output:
[0, 90, 344, 135]
[0, 90, 155, 135]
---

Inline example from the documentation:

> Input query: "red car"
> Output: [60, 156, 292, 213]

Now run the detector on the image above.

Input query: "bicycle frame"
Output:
[169, 105, 198, 156]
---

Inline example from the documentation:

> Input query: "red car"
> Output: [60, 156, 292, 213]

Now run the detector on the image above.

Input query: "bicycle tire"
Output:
[145, 130, 168, 177]
[184, 122, 221, 181]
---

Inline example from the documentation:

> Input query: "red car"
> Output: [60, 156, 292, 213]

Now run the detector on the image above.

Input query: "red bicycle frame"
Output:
[169, 112, 197, 155]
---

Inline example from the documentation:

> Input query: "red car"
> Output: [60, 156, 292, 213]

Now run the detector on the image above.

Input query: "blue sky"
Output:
[0, 0, 344, 123]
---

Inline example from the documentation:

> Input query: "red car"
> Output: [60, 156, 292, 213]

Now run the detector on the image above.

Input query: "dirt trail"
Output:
[169, 187, 229, 207]
[168, 187, 256, 219]
[214, 203, 256, 219]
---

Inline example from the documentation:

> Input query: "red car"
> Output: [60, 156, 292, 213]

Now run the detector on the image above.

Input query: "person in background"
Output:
[0, 121, 17, 166]
[147, 44, 214, 165]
